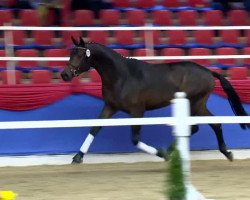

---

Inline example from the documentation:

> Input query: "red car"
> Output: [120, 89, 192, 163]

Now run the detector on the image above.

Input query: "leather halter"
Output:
[68, 46, 90, 77]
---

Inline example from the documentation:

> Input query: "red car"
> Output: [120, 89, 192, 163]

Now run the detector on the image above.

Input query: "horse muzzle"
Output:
[61, 71, 73, 82]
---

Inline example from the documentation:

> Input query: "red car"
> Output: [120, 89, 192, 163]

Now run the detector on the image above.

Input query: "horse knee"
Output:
[132, 136, 139, 145]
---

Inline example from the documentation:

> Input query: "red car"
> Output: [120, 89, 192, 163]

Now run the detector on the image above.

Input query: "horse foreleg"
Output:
[72, 104, 117, 164]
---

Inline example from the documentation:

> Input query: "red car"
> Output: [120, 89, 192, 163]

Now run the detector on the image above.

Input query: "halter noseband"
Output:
[68, 46, 90, 77]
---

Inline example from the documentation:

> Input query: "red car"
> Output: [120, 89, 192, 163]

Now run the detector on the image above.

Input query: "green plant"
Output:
[166, 143, 186, 200]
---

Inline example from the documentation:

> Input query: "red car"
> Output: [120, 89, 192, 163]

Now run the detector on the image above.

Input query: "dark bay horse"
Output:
[61, 37, 249, 164]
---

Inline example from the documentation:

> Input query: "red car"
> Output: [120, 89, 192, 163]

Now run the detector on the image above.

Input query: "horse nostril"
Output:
[61, 73, 71, 81]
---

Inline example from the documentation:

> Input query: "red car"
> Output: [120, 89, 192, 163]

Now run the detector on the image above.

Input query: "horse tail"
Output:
[212, 71, 249, 129]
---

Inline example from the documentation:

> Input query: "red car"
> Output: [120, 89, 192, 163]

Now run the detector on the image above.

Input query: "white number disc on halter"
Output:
[86, 49, 91, 57]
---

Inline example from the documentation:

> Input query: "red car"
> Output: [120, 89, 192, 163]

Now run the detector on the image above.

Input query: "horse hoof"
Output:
[71, 152, 84, 164]
[157, 148, 168, 161]
[226, 151, 233, 162]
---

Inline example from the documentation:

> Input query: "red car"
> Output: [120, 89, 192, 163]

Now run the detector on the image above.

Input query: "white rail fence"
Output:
[1, 25, 250, 31]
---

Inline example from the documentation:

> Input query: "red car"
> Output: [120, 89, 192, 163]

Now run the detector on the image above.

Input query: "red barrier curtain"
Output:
[0, 80, 248, 111]
[0, 83, 72, 110]
[214, 80, 250, 104]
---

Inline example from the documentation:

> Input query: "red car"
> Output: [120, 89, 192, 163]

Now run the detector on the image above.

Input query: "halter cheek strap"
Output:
[68, 46, 91, 77]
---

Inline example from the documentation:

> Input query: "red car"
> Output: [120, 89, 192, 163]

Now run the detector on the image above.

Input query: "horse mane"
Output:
[86, 41, 135, 61]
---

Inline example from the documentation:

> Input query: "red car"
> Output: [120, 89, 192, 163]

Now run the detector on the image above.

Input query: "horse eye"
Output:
[78, 51, 84, 56]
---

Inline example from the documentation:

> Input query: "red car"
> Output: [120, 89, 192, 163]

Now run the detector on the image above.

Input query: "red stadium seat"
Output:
[168, 30, 187, 46]
[73, 10, 95, 26]
[189, 48, 212, 66]
[0, 9, 13, 26]
[44, 49, 69, 69]
[161, 48, 184, 63]
[228, 10, 248, 26]
[112, 0, 130, 8]
[215, 47, 238, 66]
[220, 30, 240, 45]
[62, 30, 82, 47]
[0, 50, 6, 68]
[31, 70, 53, 84]
[32, 30, 54, 46]
[228, 67, 248, 80]
[7, 0, 16, 7]
[202, 10, 224, 26]
[2, 70, 22, 84]
[187, 0, 209, 7]
[242, 47, 250, 66]
[88, 31, 108, 45]
[16, 49, 39, 68]
[178, 10, 197, 26]
[12, 30, 26, 46]
[114, 30, 134, 45]
[114, 49, 130, 57]
[162, 0, 181, 7]
[89, 69, 101, 83]
[134, 48, 153, 56]
[193, 30, 214, 45]
[19, 9, 40, 26]
[152, 10, 173, 26]
[100, 9, 120, 26]
[208, 67, 223, 74]
[126, 10, 145, 26]
[137, 0, 154, 8]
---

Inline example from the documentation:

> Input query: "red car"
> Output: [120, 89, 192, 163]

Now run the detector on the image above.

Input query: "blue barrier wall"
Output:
[0, 94, 249, 155]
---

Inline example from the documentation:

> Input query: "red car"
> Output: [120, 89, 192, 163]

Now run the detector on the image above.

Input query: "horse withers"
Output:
[61, 37, 249, 164]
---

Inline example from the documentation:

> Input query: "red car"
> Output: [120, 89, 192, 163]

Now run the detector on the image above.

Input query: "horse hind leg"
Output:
[197, 107, 233, 161]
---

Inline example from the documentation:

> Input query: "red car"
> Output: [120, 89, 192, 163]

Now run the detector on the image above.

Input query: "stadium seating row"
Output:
[0, 66, 248, 85]
[0, 9, 249, 27]
[112, 0, 210, 9]
[72, 9, 249, 26]
[0, 47, 250, 71]
[3, 0, 211, 10]
[0, 70, 54, 84]
[0, 29, 250, 49]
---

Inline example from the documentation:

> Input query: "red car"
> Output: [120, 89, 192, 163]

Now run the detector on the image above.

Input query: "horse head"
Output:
[61, 37, 91, 81]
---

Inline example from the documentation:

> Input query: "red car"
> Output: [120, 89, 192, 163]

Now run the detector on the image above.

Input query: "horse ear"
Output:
[71, 36, 78, 46]
[79, 37, 85, 47]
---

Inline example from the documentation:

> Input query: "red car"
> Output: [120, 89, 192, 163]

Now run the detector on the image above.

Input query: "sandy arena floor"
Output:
[1, 159, 250, 200]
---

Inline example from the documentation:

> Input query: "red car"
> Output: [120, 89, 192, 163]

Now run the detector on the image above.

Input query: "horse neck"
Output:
[88, 43, 126, 84]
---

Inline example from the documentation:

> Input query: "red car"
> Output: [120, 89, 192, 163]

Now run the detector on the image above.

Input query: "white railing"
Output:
[0, 25, 250, 31]
[0, 116, 248, 129]
[1, 55, 250, 61]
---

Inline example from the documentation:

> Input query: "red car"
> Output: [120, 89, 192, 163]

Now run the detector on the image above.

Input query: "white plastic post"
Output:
[4, 24, 16, 84]
[172, 92, 207, 200]
[144, 24, 154, 57]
